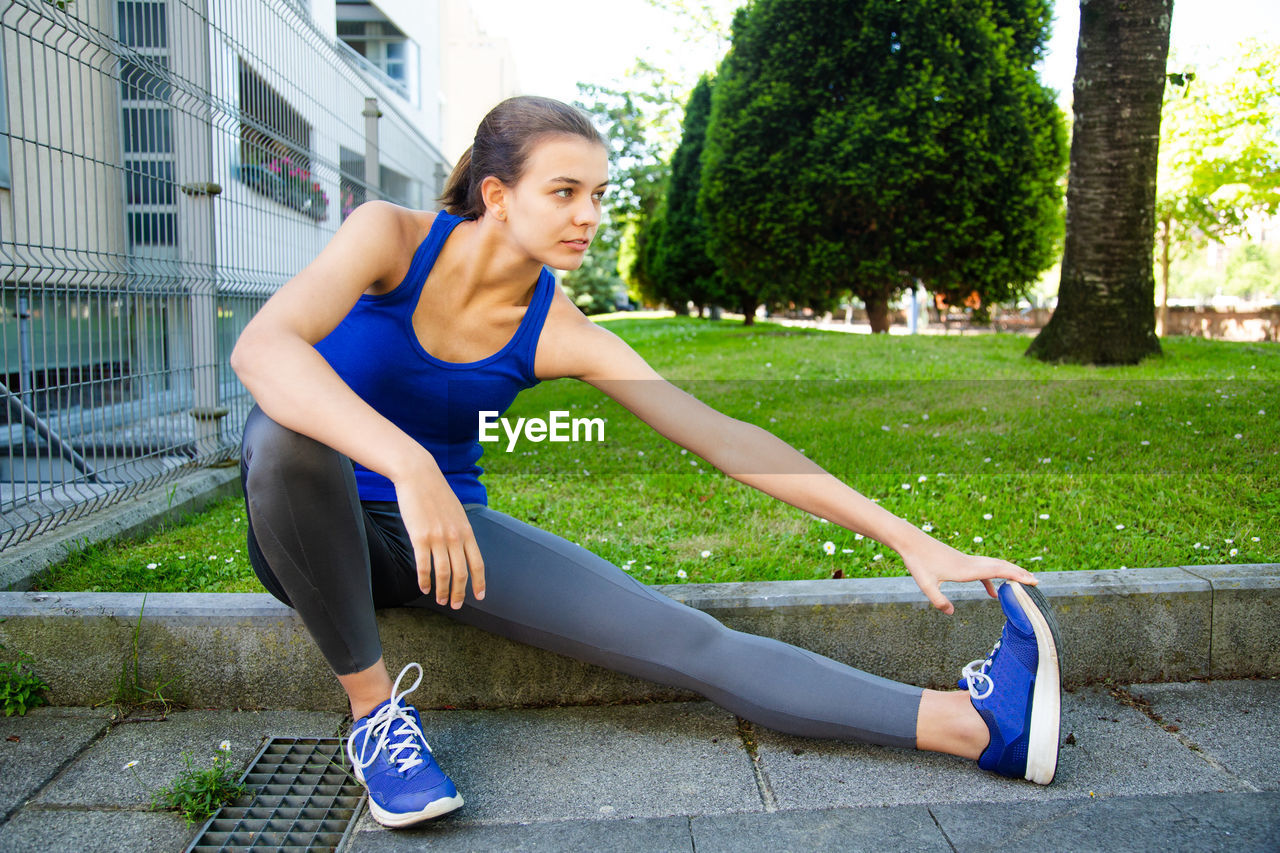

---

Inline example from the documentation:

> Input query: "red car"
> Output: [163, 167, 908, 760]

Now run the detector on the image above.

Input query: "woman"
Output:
[231, 95, 1062, 830]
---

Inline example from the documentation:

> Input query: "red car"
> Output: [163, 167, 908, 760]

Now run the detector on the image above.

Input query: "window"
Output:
[335, 2, 416, 97]
[118, 1, 175, 248]
[339, 146, 367, 222]
[379, 164, 421, 210]
[238, 61, 328, 221]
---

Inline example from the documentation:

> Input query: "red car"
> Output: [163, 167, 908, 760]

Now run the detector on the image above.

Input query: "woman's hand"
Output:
[393, 466, 486, 609]
[899, 535, 1038, 615]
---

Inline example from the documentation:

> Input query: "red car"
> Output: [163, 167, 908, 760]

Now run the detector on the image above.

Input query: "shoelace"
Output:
[347, 662, 432, 775]
[960, 639, 1001, 701]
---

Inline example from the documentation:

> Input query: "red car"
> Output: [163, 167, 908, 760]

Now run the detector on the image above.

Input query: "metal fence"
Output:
[1, 0, 448, 549]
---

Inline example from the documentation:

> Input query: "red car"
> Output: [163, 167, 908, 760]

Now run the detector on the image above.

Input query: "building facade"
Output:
[0, 0, 512, 548]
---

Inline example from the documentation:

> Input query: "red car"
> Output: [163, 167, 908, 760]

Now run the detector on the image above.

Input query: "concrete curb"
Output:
[1, 466, 242, 591]
[1, 564, 1275, 712]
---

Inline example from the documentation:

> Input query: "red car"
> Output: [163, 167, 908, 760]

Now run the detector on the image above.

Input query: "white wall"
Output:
[439, 0, 520, 165]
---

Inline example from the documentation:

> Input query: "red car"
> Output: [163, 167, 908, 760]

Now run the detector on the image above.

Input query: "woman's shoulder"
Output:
[534, 286, 625, 380]
[344, 202, 439, 293]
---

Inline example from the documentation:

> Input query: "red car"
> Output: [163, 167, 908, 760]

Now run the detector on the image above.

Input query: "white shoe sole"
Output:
[1008, 581, 1062, 785]
[366, 791, 465, 828]
[351, 755, 465, 827]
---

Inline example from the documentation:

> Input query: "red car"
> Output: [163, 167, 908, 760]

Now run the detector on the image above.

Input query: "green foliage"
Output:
[1157, 41, 1280, 266]
[150, 746, 249, 824]
[573, 67, 683, 306]
[34, 498, 255, 594]
[562, 242, 626, 315]
[642, 76, 724, 313]
[0, 647, 49, 716]
[110, 594, 175, 714]
[700, 0, 1067, 326]
[1170, 240, 1280, 302]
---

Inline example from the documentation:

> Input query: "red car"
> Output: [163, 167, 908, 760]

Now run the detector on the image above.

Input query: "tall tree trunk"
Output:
[1026, 0, 1172, 364]
[1156, 214, 1172, 336]
[865, 289, 891, 334]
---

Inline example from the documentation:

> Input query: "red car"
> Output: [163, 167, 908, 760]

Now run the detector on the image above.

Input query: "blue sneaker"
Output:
[960, 581, 1063, 785]
[345, 662, 464, 827]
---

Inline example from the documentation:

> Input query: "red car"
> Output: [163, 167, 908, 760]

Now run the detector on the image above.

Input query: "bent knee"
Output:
[242, 406, 347, 492]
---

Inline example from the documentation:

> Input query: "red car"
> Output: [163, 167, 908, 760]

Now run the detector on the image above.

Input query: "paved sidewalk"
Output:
[1, 679, 1277, 852]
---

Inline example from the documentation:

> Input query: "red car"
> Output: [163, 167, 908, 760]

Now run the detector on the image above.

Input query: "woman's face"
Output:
[500, 135, 610, 271]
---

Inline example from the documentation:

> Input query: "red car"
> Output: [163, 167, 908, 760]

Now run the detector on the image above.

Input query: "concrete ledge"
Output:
[1, 466, 242, 591]
[0, 565, 1274, 711]
[1183, 564, 1280, 677]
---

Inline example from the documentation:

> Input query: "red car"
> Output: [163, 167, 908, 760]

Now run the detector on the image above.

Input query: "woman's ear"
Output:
[480, 175, 508, 221]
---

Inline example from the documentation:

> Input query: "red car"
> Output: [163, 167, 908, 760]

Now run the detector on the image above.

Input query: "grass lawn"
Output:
[35, 318, 1278, 593]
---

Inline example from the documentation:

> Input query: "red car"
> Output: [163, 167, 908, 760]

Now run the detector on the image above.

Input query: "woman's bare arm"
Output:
[536, 305, 1035, 613]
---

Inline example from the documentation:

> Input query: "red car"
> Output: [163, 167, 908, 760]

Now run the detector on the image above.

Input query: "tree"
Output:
[641, 76, 723, 315]
[1155, 41, 1280, 333]
[700, 0, 1066, 331]
[1026, 0, 1173, 365]
[574, 2, 736, 309]
[573, 65, 681, 307]
[562, 240, 625, 315]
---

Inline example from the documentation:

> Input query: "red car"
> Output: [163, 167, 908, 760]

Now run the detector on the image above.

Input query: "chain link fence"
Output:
[1, 0, 447, 549]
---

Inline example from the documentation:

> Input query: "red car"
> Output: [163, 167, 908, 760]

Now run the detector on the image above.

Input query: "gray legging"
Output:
[240, 406, 922, 748]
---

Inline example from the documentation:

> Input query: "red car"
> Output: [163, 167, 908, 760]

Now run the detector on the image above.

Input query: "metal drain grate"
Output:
[186, 737, 365, 852]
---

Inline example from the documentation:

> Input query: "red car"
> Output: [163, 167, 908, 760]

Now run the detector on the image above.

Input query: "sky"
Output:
[469, 0, 1280, 110]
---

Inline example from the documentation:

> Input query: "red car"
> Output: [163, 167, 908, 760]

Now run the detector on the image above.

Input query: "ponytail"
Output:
[440, 146, 474, 218]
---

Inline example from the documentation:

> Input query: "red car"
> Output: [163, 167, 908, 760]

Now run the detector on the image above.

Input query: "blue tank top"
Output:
[314, 210, 554, 505]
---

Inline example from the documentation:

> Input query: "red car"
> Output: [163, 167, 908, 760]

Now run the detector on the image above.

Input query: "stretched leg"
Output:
[401, 505, 988, 752]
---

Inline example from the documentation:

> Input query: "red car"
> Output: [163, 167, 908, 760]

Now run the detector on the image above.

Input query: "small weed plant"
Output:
[109, 593, 175, 715]
[145, 741, 251, 824]
[0, 646, 49, 716]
